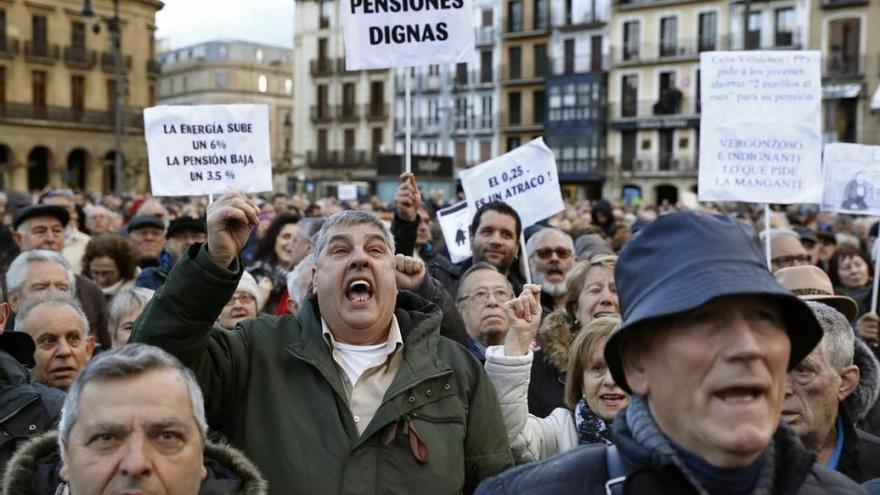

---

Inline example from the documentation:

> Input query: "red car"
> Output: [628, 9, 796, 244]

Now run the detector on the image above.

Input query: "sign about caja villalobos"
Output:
[459, 137, 565, 228]
[341, 0, 475, 70]
[144, 104, 273, 197]
[698, 51, 823, 204]
[822, 143, 880, 216]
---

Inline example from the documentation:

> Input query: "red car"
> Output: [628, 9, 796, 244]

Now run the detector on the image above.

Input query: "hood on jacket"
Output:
[847, 338, 880, 422]
[536, 308, 578, 374]
[2, 431, 268, 495]
[590, 199, 614, 227]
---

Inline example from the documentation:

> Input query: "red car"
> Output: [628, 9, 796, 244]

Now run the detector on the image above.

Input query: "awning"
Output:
[871, 85, 880, 110]
[823, 83, 862, 100]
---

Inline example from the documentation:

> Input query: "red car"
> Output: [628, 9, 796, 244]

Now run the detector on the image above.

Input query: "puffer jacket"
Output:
[1, 431, 268, 495]
[477, 395, 867, 495]
[130, 244, 512, 495]
[484, 345, 577, 464]
[0, 333, 65, 485]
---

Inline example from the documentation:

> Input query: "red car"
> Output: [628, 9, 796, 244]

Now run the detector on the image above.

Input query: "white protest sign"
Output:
[459, 138, 564, 228]
[341, 0, 475, 70]
[437, 201, 474, 264]
[698, 51, 822, 204]
[338, 184, 359, 201]
[822, 143, 880, 215]
[144, 104, 272, 197]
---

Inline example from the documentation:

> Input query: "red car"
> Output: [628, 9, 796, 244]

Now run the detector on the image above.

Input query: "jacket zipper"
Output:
[407, 411, 463, 425]
[285, 348, 359, 436]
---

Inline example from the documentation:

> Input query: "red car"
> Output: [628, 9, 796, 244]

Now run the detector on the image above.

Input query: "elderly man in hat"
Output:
[10, 205, 109, 348]
[477, 210, 865, 494]
[136, 216, 206, 290]
[127, 215, 167, 270]
[774, 265, 880, 481]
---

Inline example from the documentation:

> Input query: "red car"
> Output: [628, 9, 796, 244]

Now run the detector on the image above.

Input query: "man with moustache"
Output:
[526, 227, 576, 312]
[130, 192, 511, 494]
[478, 211, 865, 494]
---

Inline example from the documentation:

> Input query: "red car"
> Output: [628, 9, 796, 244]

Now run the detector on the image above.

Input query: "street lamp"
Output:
[82, 0, 126, 196]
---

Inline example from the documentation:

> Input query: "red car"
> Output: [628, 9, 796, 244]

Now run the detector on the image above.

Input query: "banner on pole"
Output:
[437, 201, 474, 264]
[822, 143, 880, 215]
[144, 104, 273, 197]
[698, 51, 823, 204]
[458, 137, 565, 228]
[341, 0, 475, 70]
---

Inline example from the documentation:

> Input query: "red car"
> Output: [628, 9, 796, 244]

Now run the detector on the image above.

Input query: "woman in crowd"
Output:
[217, 271, 264, 330]
[485, 316, 628, 463]
[246, 212, 300, 313]
[830, 245, 873, 318]
[81, 233, 140, 302]
[528, 254, 619, 417]
[107, 287, 154, 348]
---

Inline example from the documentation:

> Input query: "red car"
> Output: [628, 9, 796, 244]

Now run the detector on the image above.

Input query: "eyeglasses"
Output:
[457, 288, 513, 305]
[226, 293, 257, 306]
[771, 254, 811, 268]
[532, 247, 573, 260]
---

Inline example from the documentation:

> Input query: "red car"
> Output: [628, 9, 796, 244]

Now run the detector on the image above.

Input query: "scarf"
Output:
[574, 398, 612, 445]
[624, 395, 778, 495]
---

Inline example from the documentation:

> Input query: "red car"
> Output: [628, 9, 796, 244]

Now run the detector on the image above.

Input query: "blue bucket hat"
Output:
[604, 211, 823, 394]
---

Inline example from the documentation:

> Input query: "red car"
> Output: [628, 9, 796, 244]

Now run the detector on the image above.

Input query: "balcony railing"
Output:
[723, 29, 804, 51]
[450, 68, 497, 87]
[451, 114, 496, 132]
[364, 102, 389, 120]
[63, 46, 97, 69]
[393, 117, 446, 133]
[502, 13, 551, 36]
[501, 64, 549, 83]
[340, 149, 368, 167]
[306, 150, 339, 167]
[821, 0, 868, 7]
[147, 59, 162, 76]
[100, 51, 133, 72]
[24, 41, 60, 63]
[557, 8, 610, 28]
[337, 104, 360, 121]
[0, 37, 20, 59]
[608, 97, 698, 120]
[611, 36, 729, 65]
[310, 58, 337, 77]
[620, 155, 697, 175]
[310, 105, 334, 123]
[551, 54, 610, 75]
[823, 55, 864, 78]
[475, 26, 496, 46]
[0, 102, 144, 129]
[499, 111, 544, 129]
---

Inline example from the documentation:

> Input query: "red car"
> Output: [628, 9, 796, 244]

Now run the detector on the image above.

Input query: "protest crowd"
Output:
[0, 178, 879, 495]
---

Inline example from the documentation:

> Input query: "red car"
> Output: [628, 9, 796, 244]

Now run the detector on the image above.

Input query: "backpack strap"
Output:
[604, 444, 627, 495]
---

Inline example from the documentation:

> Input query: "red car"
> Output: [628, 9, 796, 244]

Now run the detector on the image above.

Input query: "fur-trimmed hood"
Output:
[2, 431, 268, 495]
[847, 338, 880, 421]
[536, 308, 578, 373]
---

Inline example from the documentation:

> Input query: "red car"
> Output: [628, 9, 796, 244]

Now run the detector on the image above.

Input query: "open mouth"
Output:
[50, 366, 76, 376]
[599, 393, 626, 406]
[346, 279, 374, 304]
[592, 311, 616, 319]
[713, 386, 765, 405]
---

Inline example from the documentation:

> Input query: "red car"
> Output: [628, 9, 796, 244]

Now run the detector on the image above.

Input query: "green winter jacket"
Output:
[130, 245, 513, 495]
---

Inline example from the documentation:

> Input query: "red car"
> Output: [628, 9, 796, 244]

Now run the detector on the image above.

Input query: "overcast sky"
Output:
[156, 0, 294, 50]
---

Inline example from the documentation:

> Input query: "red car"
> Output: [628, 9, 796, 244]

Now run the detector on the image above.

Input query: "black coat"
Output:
[477, 408, 867, 495]
[0, 333, 65, 480]
[839, 406, 880, 483]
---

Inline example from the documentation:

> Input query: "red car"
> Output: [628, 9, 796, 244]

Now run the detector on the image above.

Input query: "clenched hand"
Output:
[206, 191, 260, 268]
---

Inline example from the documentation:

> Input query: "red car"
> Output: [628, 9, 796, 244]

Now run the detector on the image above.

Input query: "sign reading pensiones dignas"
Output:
[144, 104, 273, 197]
[341, 0, 475, 70]
[698, 51, 823, 204]
[822, 143, 880, 216]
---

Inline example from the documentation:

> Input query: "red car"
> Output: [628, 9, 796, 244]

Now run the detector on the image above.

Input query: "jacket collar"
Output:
[536, 308, 577, 374]
[1, 431, 268, 495]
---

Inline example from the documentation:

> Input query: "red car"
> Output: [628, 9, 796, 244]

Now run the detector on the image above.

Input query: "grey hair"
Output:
[14, 291, 90, 338]
[108, 288, 155, 341]
[759, 228, 801, 243]
[525, 227, 574, 257]
[287, 257, 315, 304]
[805, 301, 855, 370]
[312, 210, 395, 260]
[6, 250, 76, 296]
[58, 344, 208, 459]
[455, 261, 512, 302]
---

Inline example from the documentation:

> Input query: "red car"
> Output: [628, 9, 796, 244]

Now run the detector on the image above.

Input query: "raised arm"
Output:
[130, 191, 260, 425]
